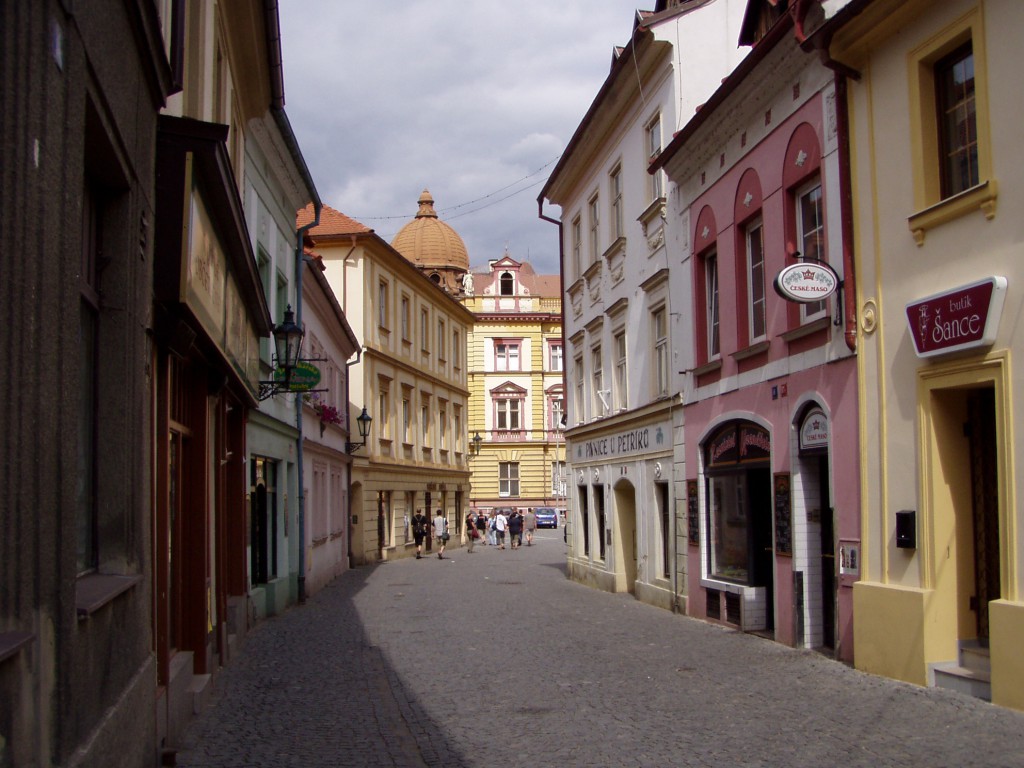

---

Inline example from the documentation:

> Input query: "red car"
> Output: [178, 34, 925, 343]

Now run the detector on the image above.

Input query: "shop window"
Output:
[578, 488, 590, 557]
[595, 486, 606, 561]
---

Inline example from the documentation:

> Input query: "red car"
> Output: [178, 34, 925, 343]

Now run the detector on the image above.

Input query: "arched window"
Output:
[500, 271, 514, 296]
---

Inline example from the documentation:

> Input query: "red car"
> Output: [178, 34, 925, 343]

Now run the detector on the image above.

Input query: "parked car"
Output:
[533, 507, 558, 528]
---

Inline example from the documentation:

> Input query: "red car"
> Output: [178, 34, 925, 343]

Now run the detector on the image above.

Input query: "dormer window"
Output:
[500, 271, 514, 296]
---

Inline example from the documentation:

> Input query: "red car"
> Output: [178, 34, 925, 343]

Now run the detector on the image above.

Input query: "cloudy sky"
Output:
[279, 1, 647, 275]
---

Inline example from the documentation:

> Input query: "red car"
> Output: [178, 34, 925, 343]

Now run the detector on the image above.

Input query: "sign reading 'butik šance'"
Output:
[905, 276, 1007, 358]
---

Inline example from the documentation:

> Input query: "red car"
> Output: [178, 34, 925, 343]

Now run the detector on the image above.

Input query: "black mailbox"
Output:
[896, 510, 916, 549]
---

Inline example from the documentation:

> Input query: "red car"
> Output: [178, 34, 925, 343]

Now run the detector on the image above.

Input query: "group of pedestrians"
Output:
[411, 508, 539, 559]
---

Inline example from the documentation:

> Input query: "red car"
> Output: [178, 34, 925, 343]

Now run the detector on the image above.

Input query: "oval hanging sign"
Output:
[773, 262, 839, 303]
[273, 360, 321, 391]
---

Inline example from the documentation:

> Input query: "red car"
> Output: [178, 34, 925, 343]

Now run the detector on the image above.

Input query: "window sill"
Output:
[731, 340, 770, 362]
[76, 573, 143, 619]
[908, 179, 997, 246]
[0, 631, 34, 664]
[779, 316, 829, 343]
[692, 358, 722, 377]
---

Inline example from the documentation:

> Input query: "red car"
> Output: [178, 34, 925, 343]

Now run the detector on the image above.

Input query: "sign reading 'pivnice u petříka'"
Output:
[905, 276, 1007, 358]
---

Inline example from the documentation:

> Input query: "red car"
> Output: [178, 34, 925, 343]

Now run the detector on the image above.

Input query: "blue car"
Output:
[533, 507, 559, 528]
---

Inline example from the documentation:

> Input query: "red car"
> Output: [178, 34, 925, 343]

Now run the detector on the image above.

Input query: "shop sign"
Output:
[706, 422, 770, 469]
[773, 261, 839, 303]
[576, 421, 670, 461]
[905, 276, 1007, 358]
[799, 407, 829, 451]
[274, 360, 321, 391]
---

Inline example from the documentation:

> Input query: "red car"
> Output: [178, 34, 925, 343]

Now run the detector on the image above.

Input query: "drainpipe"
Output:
[344, 346, 363, 568]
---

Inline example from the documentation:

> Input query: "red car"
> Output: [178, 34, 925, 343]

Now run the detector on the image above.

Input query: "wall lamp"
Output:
[470, 431, 483, 457]
[345, 406, 372, 454]
[258, 305, 305, 401]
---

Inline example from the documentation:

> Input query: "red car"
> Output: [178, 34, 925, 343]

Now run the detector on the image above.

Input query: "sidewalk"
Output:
[176, 531, 1024, 767]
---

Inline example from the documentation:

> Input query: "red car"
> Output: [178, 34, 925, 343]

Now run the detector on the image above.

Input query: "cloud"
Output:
[279, 0, 642, 273]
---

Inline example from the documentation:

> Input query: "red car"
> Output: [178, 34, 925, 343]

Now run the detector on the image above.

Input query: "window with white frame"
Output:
[495, 396, 521, 432]
[614, 330, 627, 410]
[588, 193, 600, 264]
[494, 339, 520, 372]
[592, 345, 606, 415]
[704, 251, 720, 359]
[646, 113, 663, 201]
[548, 388, 565, 430]
[609, 165, 623, 240]
[795, 180, 826, 322]
[571, 215, 582, 280]
[653, 307, 669, 398]
[499, 462, 520, 497]
[574, 354, 585, 424]
[421, 399, 430, 445]
[453, 406, 462, 454]
[500, 271, 515, 296]
[745, 219, 767, 342]
[549, 341, 563, 372]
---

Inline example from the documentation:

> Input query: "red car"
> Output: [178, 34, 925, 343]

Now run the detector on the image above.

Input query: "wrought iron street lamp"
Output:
[258, 305, 305, 400]
[471, 431, 483, 456]
[346, 406, 372, 454]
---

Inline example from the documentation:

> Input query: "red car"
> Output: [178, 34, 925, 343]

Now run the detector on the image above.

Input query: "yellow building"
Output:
[300, 204, 475, 563]
[463, 256, 566, 515]
[820, 0, 1024, 708]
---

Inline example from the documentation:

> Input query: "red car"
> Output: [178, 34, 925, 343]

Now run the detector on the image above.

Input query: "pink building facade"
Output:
[657, 10, 859, 660]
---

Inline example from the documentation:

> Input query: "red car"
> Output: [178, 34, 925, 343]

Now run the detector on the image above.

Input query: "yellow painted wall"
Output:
[990, 600, 1024, 710]
[852, 581, 928, 685]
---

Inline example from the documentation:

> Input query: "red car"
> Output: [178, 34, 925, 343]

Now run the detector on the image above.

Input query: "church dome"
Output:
[391, 189, 469, 271]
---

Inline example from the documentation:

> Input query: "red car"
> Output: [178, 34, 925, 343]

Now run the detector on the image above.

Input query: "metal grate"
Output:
[706, 589, 720, 620]
[725, 591, 741, 625]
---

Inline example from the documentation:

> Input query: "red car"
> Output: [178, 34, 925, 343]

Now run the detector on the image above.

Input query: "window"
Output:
[276, 271, 288, 330]
[453, 330, 461, 369]
[378, 281, 389, 329]
[588, 193, 600, 264]
[420, 308, 429, 352]
[401, 296, 410, 340]
[421, 400, 430, 445]
[705, 252, 720, 359]
[574, 355, 585, 424]
[495, 340, 520, 372]
[437, 320, 446, 361]
[499, 462, 520, 497]
[549, 341, 563, 372]
[745, 219, 766, 342]
[439, 403, 447, 449]
[402, 396, 411, 443]
[592, 346, 605, 416]
[500, 271, 514, 296]
[549, 391, 565, 430]
[495, 397, 521, 431]
[377, 388, 390, 439]
[552, 461, 567, 497]
[609, 165, 623, 240]
[614, 330, 627, 410]
[937, 42, 977, 198]
[907, 12, 993, 242]
[78, 181, 101, 574]
[795, 181, 826, 322]
[453, 407, 461, 453]
[653, 307, 669, 397]
[571, 215, 582, 280]
[646, 113, 663, 201]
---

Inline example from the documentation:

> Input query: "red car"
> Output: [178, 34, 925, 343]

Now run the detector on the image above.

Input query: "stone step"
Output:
[188, 673, 212, 714]
[960, 642, 991, 675]
[933, 663, 991, 702]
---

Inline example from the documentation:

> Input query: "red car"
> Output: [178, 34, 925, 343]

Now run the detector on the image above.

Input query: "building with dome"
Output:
[391, 189, 471, 296]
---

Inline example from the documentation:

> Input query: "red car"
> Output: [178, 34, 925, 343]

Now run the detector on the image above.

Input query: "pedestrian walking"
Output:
[524, 508, 537, 546]
[412, 508, 428, 559]
[465, 510, 477, 553]
[476, 510, 488, 545]
[507, 509, 523, 549]
[495, 509, 508, 549]
[488, 512, 498, 546]
[433, 509, 449, 559]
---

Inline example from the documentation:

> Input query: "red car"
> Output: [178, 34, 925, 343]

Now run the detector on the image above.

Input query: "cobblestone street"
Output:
[176, 533, 1024, 767]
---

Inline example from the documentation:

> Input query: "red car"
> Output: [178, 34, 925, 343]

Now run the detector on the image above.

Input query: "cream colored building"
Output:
[300, 204, 475, 563]
[820, 0, 1024, 708]
[463, 256, 565, 514]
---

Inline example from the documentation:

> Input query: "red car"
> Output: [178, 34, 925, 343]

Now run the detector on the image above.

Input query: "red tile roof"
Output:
[297, 203, 373, 236]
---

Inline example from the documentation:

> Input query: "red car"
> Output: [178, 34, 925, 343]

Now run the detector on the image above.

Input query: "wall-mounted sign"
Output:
[273, 360, 321, 391]
[838, 539, 860, 586]
[799, 407, 829, 452]
[905, 276, 1007, 358]
[773, 261, 839, 303]
[705, 421, 771, 469]
[576, 420, 670, 462]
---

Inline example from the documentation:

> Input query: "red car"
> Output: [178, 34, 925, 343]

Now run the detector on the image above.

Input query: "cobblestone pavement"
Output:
[176, 532, 1024, 767]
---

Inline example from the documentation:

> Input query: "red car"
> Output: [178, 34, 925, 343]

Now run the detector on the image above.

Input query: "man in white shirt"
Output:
[433, 509, 448, 559]
[495, 510, 508, 550]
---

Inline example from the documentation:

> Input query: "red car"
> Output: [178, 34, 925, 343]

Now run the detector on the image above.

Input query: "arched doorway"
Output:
[613, 478, 637, 593]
